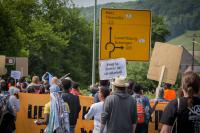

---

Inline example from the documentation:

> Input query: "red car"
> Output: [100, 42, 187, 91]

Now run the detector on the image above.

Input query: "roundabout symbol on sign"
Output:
[105, 27, 124, 58]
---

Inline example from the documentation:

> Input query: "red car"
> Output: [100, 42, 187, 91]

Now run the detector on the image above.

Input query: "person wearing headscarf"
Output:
[35, 77, 70, 133]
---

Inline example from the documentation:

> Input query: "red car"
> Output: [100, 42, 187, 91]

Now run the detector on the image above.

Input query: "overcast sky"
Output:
[73, 0, 132, 7]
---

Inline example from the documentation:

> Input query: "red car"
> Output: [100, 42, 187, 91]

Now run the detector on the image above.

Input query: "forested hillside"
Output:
[80, 0, 200, 39]
[0, 0, 93, 86]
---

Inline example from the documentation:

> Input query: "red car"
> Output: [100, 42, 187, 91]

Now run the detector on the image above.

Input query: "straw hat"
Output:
[111, 77, 129, 87]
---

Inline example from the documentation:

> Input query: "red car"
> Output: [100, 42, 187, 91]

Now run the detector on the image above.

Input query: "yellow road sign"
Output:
[100, 8, 151, 61]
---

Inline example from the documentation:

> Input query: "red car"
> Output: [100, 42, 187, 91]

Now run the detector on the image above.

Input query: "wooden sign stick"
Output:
[158, 65, 166, 88]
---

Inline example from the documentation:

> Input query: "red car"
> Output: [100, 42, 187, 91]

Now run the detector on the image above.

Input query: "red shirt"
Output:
[70, 88, 81, 96]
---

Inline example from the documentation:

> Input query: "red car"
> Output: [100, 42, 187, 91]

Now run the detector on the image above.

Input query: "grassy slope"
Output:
[168, 30, 200, 61]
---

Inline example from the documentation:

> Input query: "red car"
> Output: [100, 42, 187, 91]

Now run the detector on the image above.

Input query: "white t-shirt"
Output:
[9, 86, 20, 95]
[85, 101, 106, 133]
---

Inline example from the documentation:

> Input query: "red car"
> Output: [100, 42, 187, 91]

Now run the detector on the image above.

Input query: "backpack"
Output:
[133, 94, 146, 124]
[0, 94, 9, 125]
[0, 94, 16, 132]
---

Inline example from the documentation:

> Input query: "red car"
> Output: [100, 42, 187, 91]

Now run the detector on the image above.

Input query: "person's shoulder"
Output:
[193, 96, 200, 102]
[91, 102, 103, 108]
[69, 93, 79, 98]
[106, 94, 116, 100]
[62, 92, 78, 99]
[104, 95, 114, 103]
[129, 95, 137, 103]
[165, 99, 178, 109]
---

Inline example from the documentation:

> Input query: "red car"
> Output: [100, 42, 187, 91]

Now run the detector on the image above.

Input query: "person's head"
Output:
[99, 80, 110, 87]
[21, 82, 27, 89]
[181, 71, 200, 107]
[10, 78, 16, 86]
[133, 83, 142, 94]
[51, 77, 58, 85]
[72, 82, 79, 90]
[127, 79, 135, 95]
[111, 77, 128, 91]
[98, 86, 110, 101]
[61, 79, 72, 92]
[19, 76, 26, 83]
[0, 79, 6, 87]
[164, 83, 172, 89]
[0, 79, 7, 91]
[32, 76, 39, 84]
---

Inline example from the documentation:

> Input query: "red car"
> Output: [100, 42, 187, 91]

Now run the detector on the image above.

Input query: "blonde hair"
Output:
[32, 76, 39, 84]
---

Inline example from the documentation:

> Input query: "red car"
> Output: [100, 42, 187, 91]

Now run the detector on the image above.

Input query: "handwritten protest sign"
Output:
[11, 70, 21, 80]
[99, 58, 127, 80]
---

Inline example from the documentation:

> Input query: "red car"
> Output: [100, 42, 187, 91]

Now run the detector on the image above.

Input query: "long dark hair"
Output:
[181, 71, 200, 108]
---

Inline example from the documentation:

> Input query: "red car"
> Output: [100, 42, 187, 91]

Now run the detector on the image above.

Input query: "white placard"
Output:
[99, 58, 127, 80]
[11, 70, 21, 80]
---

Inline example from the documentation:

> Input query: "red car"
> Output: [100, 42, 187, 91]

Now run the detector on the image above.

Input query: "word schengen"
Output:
[99, 58, 127, 80]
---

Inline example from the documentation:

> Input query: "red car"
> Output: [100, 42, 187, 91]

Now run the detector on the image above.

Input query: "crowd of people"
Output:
[0, 68, 200, 133]
[0, 75, 82, 133]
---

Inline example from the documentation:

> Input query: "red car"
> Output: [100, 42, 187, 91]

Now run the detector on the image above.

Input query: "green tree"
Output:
[0, 2, 22, 56]
[37, 0, 93, 86]
[0, 0, 94, 87]
[127, 62, 157, 92]
[151, 15, 170, 48]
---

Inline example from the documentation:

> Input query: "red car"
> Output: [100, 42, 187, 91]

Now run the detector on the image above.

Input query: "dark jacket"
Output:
[101, 90, 137, 133]
[62, 93, 81, 127]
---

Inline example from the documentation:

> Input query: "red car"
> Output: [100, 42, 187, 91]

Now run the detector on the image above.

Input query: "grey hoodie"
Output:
[101, 90, 137, 133]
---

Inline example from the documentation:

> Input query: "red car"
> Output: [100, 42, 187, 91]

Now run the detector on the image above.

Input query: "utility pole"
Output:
[192, 36, 195, 70]
[92, 0, 97, 85]
[186, 33, 200, 70]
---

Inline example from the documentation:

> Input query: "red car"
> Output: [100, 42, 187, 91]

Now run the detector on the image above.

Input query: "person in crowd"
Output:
[20, 82, 27, 92]
[152, 87, 168, 103]
[61, 79, 81, 133]
[133, 83, 159, 133]
[163, 83, 176, 101]
[8, 83, 20, 130]
[85, 86, 110, 133]
[8, 78, 20, 96]
[35, 79, 70, 133]
[26, 76, 41, 93]
[160, 71, 200, 133]
[0, 79, 8, 95]
[70, 82, 81, 96]
[100, 77, 137, 133]
[94, 80, 110, 103]
[0, 78, 20, 133]
[127, 79, 136, 95]
[0, 83, 18, 133]
[90, 82, 99, 97]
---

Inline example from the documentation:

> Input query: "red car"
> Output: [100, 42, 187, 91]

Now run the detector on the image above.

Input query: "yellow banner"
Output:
[16, 93, 94, 133]
[16, 93, 168, 133]
[149, 102, 168, 133]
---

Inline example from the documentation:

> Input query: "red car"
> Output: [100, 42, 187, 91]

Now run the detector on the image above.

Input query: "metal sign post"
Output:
[92, 0, 97, 85]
